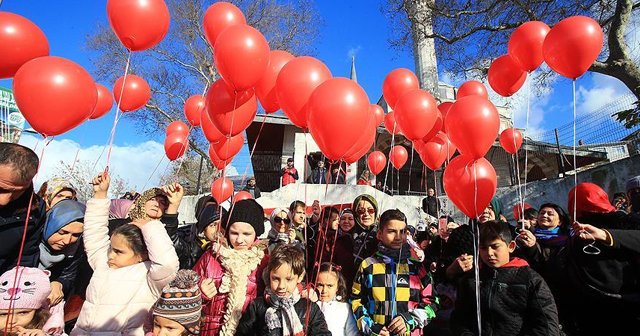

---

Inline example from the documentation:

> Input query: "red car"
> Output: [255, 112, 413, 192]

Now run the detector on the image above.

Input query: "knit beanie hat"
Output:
[196, 204, 228, 233]
[153, 270, 202, 335]
[0, 267, 51, 310]
[352, 194, 378, 228]
[222, 199, 265, 236]
[129, 188, 166, 221]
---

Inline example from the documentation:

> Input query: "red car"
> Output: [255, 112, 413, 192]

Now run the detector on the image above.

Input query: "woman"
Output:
[267, 207, 298, 252]
[39, 199, 86, 306]
[357, 170, 371, 186]
[351, 194, 378, 267]
[338, 208, 355, 234]
[38, 177, 77, 211]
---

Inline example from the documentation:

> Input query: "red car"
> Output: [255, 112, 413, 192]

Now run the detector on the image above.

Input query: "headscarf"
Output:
[43, 177, 76, 206]
[129, 188, 165, 221]
[489, 198, 503, 219]
[352, 194, 378, 229]
[568, 182, 616, 220]
[109, 199, 133, 219]
[40, 200, 85, 269]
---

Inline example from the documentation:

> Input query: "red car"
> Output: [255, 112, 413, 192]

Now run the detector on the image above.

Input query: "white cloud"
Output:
[577, 73, 636, 115]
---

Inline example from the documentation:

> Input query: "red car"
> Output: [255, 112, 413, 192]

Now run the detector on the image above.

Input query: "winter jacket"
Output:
[44, 239, 86, 299]
[281, 167, 299, 186]
[316, 300, 359, 336]
[242, 185, 262, 199]
[308, 167, 328, 184]
[0, 187, 45, 273]
[351, 251, 438, 335]
[235, 297, 332, 336]
[351, 223, 378, 268]
[422, 196, 440, 217]
[450, 258, 560, 336]
[71, 198, 179, 336]
[192, 245, 268, 336]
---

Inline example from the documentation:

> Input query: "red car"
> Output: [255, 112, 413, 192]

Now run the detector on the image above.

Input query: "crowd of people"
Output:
[1, 141, 640, 336]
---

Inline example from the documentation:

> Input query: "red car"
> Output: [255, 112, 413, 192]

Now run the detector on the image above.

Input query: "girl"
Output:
[71, 172, 179, 335]
[193, 199, 269, 336]
[0, 267, 65, 336]
[150, 270, 202, 336]
[315, 263, 358, 336]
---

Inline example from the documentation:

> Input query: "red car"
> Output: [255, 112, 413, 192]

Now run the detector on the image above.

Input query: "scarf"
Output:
[109, 199, 133, 219]
[38, 243, 71, 269]
[376, 242, 412, 263]
[264, 287, 304, 336]
[534, 227, 569, 247]
[217, 242, 266, 336]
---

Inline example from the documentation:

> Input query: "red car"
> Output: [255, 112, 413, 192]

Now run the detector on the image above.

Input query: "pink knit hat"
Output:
[0, 267, 51, 310]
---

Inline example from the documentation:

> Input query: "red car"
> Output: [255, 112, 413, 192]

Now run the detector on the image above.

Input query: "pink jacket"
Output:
[71, 198, 179, 336]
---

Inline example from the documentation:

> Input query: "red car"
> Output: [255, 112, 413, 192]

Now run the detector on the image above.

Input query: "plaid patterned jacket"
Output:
[351, 252, 439, 335]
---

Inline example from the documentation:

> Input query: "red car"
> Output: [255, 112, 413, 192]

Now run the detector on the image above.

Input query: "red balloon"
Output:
[214, 24, 270, 91]
[442, 132, 458, 160]
[13, 56, 97, 137]
[113, 74, 151, 112]
[438, 102, 454, 132]
[106, 0, 170, 52]
[255, 50, 294, 113]
[394, 89, 438, 141]
[390, 146, 408, 170]
[276, 56, 332, 129]
[210, 133, 244, 161]
[344, 113, 376, 164]
[384, 111, 400, 135]
[166, 120, 190, 137]
[233, 191, 253, 203]
[308, 78, 370, 161]
[200, 110, 226, 144]
[419, 133, 448, 170]
[206, 79, 257, 136]
[367, 151, 387, 175]
[382, 68, 420, 110]
[164, 133, 188, 161]
[208, 143, 229, 169]
[371, 104, 385, 126]
[184, 95, 205, 127]
[90, 84, 114, 119]
[543, 16, 604, 80]
[508, 21, 551, 72]
[457, 80, 488, 99]
[202, 2, 246, 47]
[499, 128, 524, 155]
[443, 155, 497, 218]
[421, 110, 442, 142]
[445, 95, 500, 159]
[488, 55, 527, 97]
[211, 177, 234, 203]
[0, 12, 49, 79]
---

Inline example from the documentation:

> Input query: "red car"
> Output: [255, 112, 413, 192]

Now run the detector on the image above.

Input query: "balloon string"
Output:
[472, 159, 481, 335]
[522, 71, 531, 203]
[141, 155, 166, 192]
[573, 79, 577, 221]
[172, 125, 194, 183]
[433, 169, 439, 216]
[104, 50, 133, 172]
[408, 143, 414, 193]
[237, 115, 267, 190]
[220, 91, 239, 191]
[70, 148, 81, 172]
[383, 124, 396, 192]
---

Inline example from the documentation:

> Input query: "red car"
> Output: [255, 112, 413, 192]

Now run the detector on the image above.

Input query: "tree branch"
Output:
[607, 0, 634, 60]
[425, 22, 522, 44]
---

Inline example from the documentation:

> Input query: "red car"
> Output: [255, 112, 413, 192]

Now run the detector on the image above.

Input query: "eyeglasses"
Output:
[357, 208, 375, 215]
[274, 217, 291, 225]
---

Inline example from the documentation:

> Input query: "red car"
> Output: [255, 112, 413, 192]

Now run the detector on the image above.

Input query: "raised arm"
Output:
[83, 172, 112, 270]
[142, 219, 179, 296]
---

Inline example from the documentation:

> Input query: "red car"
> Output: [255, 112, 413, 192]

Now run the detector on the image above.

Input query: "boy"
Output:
[352, 209, 438, 336]
[450, 221, 560, 336]
[235, 244, 331, 335]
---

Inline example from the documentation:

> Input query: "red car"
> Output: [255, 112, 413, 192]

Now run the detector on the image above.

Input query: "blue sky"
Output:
[1, 0, 636, 188]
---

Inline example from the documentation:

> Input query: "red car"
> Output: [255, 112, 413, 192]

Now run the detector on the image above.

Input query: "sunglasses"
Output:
[274, 217, 291, 225]
[357, 208, 375, 215]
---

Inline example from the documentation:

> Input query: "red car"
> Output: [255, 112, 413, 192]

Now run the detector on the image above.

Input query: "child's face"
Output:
[153, 316, 186, 336]
[227, 222, 257, 250]
[479, 238, 516, 268]
[108, 234, 143, 269]
[316, 271, 339, 303]
[203, 219, 222, 242]
[324, 213, 339, 231]
[0, 309, 36, 332]
[269, 263, 303, 298]
[377, 219, 407, 249]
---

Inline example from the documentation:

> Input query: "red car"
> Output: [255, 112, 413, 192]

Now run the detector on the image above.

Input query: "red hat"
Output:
[568, 183, 615, 220]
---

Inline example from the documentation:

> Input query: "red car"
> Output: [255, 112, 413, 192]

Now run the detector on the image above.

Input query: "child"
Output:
[193, 199, 269, 336]
[450, 221, 560, 336]
[0, 267, 65, 336]
[71, 172, 179, 335]
[235, 244, 331, 335]
[151, 270, 202, 336]
[352, 209, 438, 336]
[315, 263, 359, 336]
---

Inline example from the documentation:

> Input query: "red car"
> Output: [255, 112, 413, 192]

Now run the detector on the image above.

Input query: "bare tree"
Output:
[385, 0, 640, 125]
[86, 0, 320, 176]
[158, 155, 219, 195]
[55, 160, 131, 202]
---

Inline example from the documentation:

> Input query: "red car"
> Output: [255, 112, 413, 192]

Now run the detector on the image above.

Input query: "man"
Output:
[308, 160, 328, 184]
[375, 181, 391, 195]
[242, 176, 261, 199]
[422, 188, 441, 218]
[281, 157, 299, 187]
[329, 165, 346, 184]
[626, 175, 640, 214]
[0, 143, 45, 273]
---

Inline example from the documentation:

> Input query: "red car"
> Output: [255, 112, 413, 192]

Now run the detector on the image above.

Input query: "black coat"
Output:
[422, 196, 440, 217]
[242, 186, 262, 199]
[235, 297, 331, 336]
[450, 259, 560, 336]
[45, 239, 87, 298]
[0, 188, 45, 273]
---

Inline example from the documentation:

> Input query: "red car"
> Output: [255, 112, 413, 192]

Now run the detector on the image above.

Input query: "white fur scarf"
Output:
[217, 243, 266, 336]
